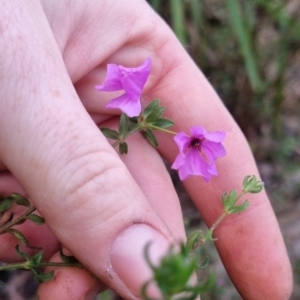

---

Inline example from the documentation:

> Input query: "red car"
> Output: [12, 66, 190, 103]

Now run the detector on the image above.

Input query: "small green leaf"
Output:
[100, 128, 119, 140]
[15, 244, 29, 260]
[26, 214, 45, 225]
[119, 142, 128, 154]
[199, 255, 209, 270]
[8, 229, 28, 246]
[243, 175, 264, 193]
[227, 200, 250, 214]
[222, 190, 237, 211]
[142, 129, 159, 147]
[0, 196, 14, 212]
[30, 251, 43, 266]
[143, 100, 160, 117]
[146, 107, 165, 123]
[151, 118, 174, 129]
[59, 248, 79, 264]
[11, 193, 30, 207]
[203, 229, 217, 242]
[33, 270, 55, 282]
[186, 230, 203, 251]
[119, 114, 129, 136]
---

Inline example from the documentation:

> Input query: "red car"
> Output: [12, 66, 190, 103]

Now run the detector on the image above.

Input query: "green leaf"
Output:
[146, 107, 165, 123]
[143, 100, 160, 117]
[0, 196, 14, 212]
[59, 248, 79, 264]
[11, 193, 30, 207]
[227, 0, 263, 91]
[33, 270, 55, 282]
[203, 229, 217, 242]
[100, 128, 119, 140]
[243, 175, 264, 193]
[199, 255, 209, 270]
[30, 251, 43, 266]
[119, 142, 128, 154]
[8, 229, 28, 246]
[186, 230, 203, 251]
[119, 114, 129, 136]
[151, 118, 174, 129]
[26, 214, 45, 225]
[15, 244, 29, 260]
[222, 190, 237, 211]
[142, 129, 159, 147]
[228, 200, 250, 214]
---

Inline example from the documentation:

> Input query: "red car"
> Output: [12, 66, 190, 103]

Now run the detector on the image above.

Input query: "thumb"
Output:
[0, 3, 175, 298]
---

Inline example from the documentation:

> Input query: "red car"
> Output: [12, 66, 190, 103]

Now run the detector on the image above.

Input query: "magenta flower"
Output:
[171, 126, 226, 182]
[95, 58, 152, 117]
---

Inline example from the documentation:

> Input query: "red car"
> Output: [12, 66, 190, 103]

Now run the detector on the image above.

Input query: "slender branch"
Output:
[234, 190, 247, 204]
[0, 206, 36, 234]
[209, 211, 228, 232]
[0, 261, 83, 272]
[148, 124, 177, 135]
[112, 125, 142, 148]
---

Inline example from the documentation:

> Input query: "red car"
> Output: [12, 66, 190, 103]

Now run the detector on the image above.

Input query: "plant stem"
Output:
[209, 211, 228, 232]
[148, 125, 177, 135]
[234, 190, 247, 204]
[0, 261, 83, 272]
[0, 206, 36, 235]
[112, 125, 142, 148]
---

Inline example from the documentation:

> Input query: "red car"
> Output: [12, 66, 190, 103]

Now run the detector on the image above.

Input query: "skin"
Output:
[0, 1, 292, 299]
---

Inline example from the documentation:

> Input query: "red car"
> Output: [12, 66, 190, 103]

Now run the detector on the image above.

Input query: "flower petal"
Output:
[121, 58, 152, 98]
[174, 132, 191, 153]
[105, 93, 141, 117]
[95, 64, 123, 91]
[190, 126, 206, 139]
[204, 131, 226, 142]
[207, 162, 218, 176]
[201, 140, 226, 162]
[187, 150, 211, 180]
[171, 152, 186, 170]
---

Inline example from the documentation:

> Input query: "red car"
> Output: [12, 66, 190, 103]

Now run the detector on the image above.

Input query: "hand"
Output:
[0, 1, 292, 299]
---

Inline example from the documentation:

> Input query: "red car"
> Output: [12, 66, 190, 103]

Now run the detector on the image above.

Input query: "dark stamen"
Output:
[191, 138, 201, 149]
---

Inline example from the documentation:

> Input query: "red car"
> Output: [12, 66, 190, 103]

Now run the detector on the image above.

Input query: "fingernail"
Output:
[110, 224, 170, 298]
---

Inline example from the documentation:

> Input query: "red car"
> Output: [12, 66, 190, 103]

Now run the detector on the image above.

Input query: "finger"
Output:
[101, 118, 186, 242]
[0, 3, 176, 299]
[143, 24, 292, 300]
[38, 250, 104, 300]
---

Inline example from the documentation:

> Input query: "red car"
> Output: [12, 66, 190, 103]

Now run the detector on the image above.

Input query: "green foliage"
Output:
[243, 175, 264, 193]
[100, 100, 174, 154]
[142, 243, 214, 300]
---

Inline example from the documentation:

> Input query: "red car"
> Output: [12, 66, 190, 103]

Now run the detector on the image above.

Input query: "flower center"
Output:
[190, 138, 201, 149]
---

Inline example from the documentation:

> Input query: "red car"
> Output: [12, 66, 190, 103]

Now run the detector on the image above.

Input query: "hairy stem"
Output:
[0, 206, 36, 235]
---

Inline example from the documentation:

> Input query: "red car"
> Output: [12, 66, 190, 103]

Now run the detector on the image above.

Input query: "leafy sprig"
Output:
[0, 193, 83, 282]
[100, 100, 175, 154]
[142, 176, 264, 300]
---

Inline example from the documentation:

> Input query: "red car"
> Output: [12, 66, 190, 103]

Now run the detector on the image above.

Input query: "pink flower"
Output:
[95, 58, 152, 117]
[171, 126, 226, 182]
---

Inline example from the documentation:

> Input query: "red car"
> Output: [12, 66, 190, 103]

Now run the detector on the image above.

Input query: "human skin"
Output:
[0, 1, 292, 299]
